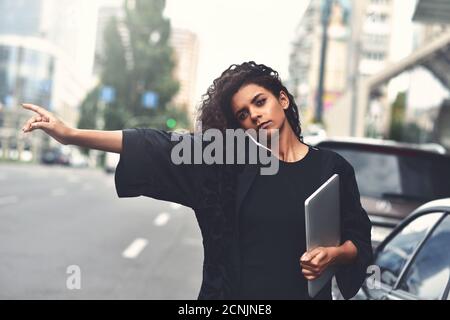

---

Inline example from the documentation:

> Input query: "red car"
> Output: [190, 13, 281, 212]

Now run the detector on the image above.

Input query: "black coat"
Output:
[115, 128, 373, 300]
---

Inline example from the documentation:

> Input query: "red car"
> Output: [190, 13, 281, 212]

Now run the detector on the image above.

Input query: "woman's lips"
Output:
[259, 121, 272, 129]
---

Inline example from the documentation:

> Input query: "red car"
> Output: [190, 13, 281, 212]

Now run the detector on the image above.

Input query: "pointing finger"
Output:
[22, 103, 51, 118]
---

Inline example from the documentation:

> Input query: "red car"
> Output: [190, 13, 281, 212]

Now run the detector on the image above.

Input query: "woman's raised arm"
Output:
[21, 103, 123, 154]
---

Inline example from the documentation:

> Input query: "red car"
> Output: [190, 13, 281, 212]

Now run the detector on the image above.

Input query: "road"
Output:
[0, 163, 203, 299]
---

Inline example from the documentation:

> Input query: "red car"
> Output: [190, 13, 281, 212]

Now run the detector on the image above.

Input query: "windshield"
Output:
[324, 147, 450, 201]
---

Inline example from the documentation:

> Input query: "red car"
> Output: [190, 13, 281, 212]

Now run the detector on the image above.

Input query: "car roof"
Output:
[377, 198, 450, 252]
[316, 137, 448, 155]
[410, 198, 450, 216]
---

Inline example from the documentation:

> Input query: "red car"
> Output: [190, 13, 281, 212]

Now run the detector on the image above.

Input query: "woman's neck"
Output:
[274, 121, 307, 163]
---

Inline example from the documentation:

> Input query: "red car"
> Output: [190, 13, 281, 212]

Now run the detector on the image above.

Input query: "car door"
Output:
[387, 213, 450, 300]
[365, 212, 444, 300]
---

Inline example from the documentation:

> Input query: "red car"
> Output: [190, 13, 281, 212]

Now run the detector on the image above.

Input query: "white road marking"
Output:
[153, 212, 170, 226]
[122, 238, 149, 259]
[170, 203, 182, 210]
[51, 188, 67, 197]
[0, 195, 19, 206]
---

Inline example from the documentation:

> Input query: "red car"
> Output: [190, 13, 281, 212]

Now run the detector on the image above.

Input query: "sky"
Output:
[164, 0, 309, 101]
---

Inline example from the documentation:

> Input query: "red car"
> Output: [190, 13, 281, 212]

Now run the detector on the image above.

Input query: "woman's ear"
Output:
[280, 91, 290, 110]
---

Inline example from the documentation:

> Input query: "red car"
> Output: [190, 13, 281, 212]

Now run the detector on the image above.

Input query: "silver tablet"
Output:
[304, 174, 340, 298]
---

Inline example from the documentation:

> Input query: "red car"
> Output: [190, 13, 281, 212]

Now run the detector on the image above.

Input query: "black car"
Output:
[41, 148, 70, 165]
[315, 138, 450, 241]
[354, 198, 450, 300]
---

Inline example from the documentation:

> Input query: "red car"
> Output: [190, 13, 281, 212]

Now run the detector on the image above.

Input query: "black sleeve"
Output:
[334, 156, 373, 300]
[114, 128, 206, 209]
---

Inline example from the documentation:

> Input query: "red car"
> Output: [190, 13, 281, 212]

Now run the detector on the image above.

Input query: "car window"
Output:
[397, 214, 450, 300]
[331, 149, 402, 198]
[374, 213, 443, 287]
[321, 146, 450, 201]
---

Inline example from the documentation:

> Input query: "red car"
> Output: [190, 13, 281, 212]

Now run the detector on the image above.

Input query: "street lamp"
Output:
[316, 0, 332, 124]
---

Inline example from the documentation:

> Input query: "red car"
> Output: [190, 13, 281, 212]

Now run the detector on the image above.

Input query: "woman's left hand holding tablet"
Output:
[300, 247, 339, 281]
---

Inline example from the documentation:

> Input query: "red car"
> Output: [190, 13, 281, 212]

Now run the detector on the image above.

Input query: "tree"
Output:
[388, 92, 406, 141]
[78, 0, 181, 134]
[77, 87, 100, 155]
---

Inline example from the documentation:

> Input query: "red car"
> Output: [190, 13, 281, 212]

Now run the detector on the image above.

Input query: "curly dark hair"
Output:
[196, 61, 302, 141]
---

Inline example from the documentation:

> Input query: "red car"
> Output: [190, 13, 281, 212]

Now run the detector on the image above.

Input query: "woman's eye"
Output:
[238, 111, 248, 121]
[256, 99, 266, 107]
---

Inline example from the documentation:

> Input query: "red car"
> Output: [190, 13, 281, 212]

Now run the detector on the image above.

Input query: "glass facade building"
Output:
[0, 45, 54, 109]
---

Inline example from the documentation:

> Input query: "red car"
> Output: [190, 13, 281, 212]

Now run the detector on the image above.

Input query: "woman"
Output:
[21, 61, 372, 300]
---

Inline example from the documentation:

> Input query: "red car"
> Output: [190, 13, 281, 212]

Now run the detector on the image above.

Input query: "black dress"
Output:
[239, 148, 324, 300]
[114, 128, 373, 300]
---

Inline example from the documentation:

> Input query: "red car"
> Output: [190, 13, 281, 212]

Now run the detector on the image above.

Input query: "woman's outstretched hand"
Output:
[21, 103, 73, 145]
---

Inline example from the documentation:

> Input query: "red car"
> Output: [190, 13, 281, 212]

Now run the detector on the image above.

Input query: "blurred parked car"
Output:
[354, 198, 450, 300]
[41, 147, 70, 165]
[302, 124, 327, 146]
[315, 138, 450, 244]
[68, 148, 89, 168]
[41, 146, 90, 167]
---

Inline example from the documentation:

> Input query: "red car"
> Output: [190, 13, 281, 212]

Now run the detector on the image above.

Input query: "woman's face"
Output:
[230, 83, 289, 133]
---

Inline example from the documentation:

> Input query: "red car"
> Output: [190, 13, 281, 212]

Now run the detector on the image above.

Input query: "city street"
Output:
[0, 163, 203, 299]
[1, 0, 450, 302]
